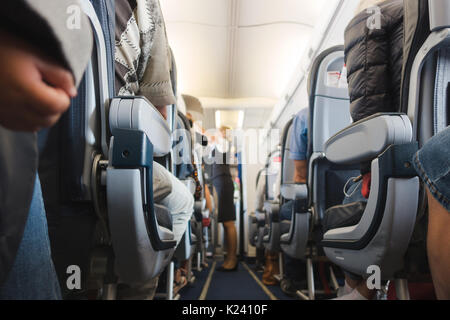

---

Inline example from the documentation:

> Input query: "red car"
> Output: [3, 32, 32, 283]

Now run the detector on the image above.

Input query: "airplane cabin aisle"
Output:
[156, 256, 338, 301]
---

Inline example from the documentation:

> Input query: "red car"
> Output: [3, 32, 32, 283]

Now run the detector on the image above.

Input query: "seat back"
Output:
[307, 46, 358, 222]
[277, 48, 354, 259]
[249, 168, 268, 249]
[265, 150, 282, 201]
[172, 110, 198, 260]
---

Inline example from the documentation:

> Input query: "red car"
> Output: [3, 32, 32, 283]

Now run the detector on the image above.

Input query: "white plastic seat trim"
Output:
[325, 114, 413, 165]
[280, 183, 308, 201]
[109, 97, 171, 156]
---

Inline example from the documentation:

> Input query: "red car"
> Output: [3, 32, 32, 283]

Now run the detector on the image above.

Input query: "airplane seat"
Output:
[171, 110, 198, 287]
[279, 46, 356, 261]
[262, 150, 284, 252]
[248, 168, 267, 249]
[321, 0, 449, 297]
[278, 118, 310, 260]
[250, 211, 269, 251]
[44, 0, 177, 295]
[305, 46, 357, 226]
[192, 140, 212, 269]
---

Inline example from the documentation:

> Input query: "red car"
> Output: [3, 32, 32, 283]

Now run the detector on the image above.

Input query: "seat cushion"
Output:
[322, 201, 366, 233]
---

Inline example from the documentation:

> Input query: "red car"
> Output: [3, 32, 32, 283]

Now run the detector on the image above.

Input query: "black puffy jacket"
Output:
[344, 0, 404, 122]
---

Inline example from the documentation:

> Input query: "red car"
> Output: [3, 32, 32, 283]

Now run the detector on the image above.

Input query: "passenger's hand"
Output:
[155, 105, 168, 120]
[0, 30, 77, 132]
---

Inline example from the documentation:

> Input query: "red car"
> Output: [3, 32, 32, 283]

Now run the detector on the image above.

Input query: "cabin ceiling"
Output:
[160, 0, 328, 128]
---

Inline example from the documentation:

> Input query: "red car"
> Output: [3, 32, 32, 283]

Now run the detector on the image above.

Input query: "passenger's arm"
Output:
[1, 0, 93, 88]
[0, 0, 93, 132]
[155, 106, 168, 119]
[136, 0, 176, 108]
[0, 31, 75, 132]
[293, 160, 307, 184]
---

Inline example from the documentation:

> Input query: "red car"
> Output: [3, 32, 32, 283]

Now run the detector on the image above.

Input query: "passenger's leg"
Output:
[156, 164, 195, 245]
[262, 250, 279, 285]
[255, 247, 265, 271]
[331, 271, 377, 300]
[426, 189, 450, 299]
[280, 256, 307, 296]
[222, 220, 238, 268]
[412, 127, 450, 299]
[279, 200, 293, 221]
[0, 176, 61, 300]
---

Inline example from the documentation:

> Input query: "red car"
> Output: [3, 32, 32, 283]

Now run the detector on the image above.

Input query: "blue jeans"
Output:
[280, 201, 294, 221]
[413, 126, 450, 211]
[0, 176, 61, 300]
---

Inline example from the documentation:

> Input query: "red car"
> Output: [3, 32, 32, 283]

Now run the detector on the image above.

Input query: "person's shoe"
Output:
[254, 262, 264, 273]
[262, 251, 280, 286]
[216, 262, 238, 272]
[280, 279, 305, 297]
[336, 281, 353, 297]
[331, 288, 369, 300]
[280, 279, 296, 297]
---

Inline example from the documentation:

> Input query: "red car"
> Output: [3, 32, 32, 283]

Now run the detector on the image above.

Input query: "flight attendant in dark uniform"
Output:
[211, 126, 238, 271]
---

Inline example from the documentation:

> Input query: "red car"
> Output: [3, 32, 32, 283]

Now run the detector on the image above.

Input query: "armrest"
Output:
[280, 183, 308, 200]
[264, 201, 280, 222]
[255, 210, 266, 223]
[322, 143, 418, 247]
[325, 113, 413, 164]
[108, 129, 176, 250]
[109, 96, 171, 157]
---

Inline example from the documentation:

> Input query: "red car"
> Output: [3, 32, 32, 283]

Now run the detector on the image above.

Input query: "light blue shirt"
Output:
[289, 108, 308, 161]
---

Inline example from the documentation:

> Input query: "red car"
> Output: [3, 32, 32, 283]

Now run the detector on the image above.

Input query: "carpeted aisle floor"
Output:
[178, 258, 302, 300]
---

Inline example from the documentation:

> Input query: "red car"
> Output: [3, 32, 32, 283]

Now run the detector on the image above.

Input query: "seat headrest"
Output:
[307, 45, 345, 97]
[307, 46, 350, 157]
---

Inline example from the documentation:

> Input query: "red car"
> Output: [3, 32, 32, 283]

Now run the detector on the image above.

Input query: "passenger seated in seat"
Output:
[115, 0, 194, 246]
[413, 126, 450, 299]
[279, 108, 308, 296]
[115, 0, 194, 299]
